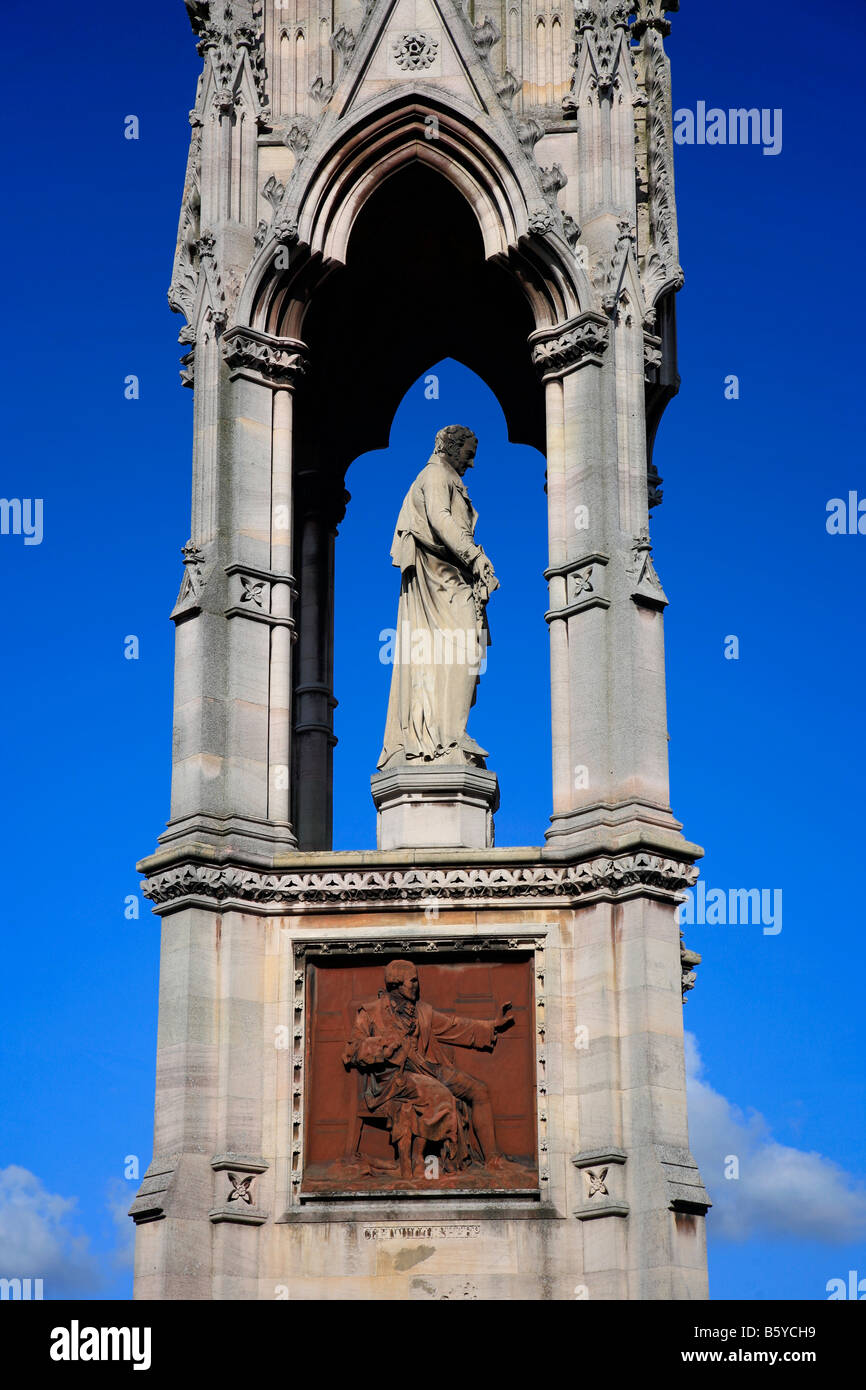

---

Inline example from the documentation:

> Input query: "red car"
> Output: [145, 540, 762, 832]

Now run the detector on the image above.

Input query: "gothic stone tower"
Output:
[132, 0, 710, 1300]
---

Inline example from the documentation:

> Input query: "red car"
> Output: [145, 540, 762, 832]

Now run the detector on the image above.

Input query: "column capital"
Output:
[295, 468, 350, 530]
[222, 326, 309, 387]
[529, 312, 610, 381]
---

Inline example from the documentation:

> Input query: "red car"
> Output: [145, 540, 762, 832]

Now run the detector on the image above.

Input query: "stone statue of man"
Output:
[377, 425, 498, 770]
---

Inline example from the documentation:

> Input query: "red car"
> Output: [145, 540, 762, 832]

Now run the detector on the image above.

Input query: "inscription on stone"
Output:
[363, 1223, 481, 1240]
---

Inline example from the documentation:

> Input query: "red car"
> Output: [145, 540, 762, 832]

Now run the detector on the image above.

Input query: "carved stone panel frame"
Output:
[284, 932, 549, 1212]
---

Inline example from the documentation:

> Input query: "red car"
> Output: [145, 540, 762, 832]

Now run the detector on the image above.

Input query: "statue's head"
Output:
[434, 424, 477, 475]
[384, 958, 420, 1001]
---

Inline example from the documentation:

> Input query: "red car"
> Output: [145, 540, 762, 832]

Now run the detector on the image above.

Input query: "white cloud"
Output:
[685, 1033, 866, 1243]
[105, 1178, 136, 1271]
[0, 1166, 99, 1294]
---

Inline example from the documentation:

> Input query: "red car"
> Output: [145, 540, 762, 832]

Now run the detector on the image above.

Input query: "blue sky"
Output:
[0, 1, 863, 1300]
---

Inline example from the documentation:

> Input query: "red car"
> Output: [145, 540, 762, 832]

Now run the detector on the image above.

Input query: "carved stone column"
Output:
[532, 300, 688, 858]
[216, 327, 308, 851]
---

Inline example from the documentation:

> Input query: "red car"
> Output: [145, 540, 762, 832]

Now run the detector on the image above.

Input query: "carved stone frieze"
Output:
[222, 327, 308, 384]
[141, 852, 700, 911]
[530, 313, 609, 378]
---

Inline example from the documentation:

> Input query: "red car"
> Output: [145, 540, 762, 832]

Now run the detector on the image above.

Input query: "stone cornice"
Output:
[140, 850, 700, 914]
[529, 313, 609, 380]
[222, 327, 308, 385]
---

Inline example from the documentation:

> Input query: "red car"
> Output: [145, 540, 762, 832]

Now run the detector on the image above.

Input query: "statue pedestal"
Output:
[370, 766, 499, 851]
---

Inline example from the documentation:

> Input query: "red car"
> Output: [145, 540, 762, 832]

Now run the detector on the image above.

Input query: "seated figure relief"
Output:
[339, 958, 530, 1186]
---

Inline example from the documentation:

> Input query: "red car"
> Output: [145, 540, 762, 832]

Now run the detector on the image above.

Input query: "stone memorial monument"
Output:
[131, 0, 710, 1301]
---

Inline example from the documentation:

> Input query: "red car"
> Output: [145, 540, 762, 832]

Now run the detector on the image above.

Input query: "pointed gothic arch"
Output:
[238, 92, 589, 339]
[276, 159, 554, 846]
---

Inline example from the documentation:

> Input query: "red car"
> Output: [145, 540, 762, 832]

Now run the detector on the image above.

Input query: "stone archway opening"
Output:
[286, 161, 547, 849]
[294, 160, 545, 484]
[332, 356, 549, 850]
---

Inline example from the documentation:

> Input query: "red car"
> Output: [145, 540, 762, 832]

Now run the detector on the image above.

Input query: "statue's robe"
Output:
[343, 992, 495, 1160]
[377, 457, 490, 768]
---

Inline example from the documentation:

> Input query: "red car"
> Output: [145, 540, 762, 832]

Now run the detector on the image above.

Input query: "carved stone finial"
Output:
[309, 75, 333, 104]
[539, 164, 568, 197]
[573, 0, 635, 93]
[495, 67, 521, 108]
[330, 24, 356, 64]
[262, 174, 285, 211]
[562, 213, 581, 247]
[194, 2, 267, 110]
[632, 0, 679, 40]
[472, 17, 501, 57]
[647, 459, 664, 509]
[680, 933, 701, 998]
[184, 1, 210, 37]
[284, 117, 312, 158]
[515, 116, 544, 154]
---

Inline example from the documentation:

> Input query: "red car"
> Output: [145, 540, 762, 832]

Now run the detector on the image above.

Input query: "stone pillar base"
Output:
[370, 766, 499, 850]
